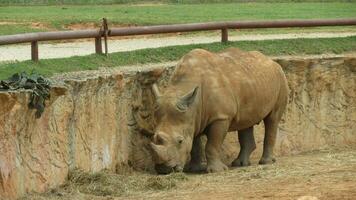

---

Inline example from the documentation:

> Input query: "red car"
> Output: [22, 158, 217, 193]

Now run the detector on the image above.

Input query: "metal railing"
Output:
[1, 18, 356, 61]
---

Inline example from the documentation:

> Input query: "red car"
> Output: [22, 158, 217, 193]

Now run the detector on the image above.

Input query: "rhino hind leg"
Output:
[205, 120, 230, 173]
[259, 103, 286, 165]
[260, 74, 289, 165]
[184, 136, 206, 173]
[232, 127, 256, 167]
[259, 116, 278, 165]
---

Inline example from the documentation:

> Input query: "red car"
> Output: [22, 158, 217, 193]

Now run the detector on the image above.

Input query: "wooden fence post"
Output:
[95, 37, 103, 54]
[31, 41, 39, 61]
[102, 18, 109, 56]
[221, 28, 228, 43]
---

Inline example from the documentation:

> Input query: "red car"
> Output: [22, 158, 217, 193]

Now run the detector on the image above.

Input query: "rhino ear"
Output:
[176, 86, 199, 111]
[152, 83, 162, 99]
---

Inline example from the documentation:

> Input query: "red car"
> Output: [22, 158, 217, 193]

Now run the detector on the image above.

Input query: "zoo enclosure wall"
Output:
[0, 18, 356, 61]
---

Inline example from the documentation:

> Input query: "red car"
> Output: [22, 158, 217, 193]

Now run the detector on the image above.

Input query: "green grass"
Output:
[1, 36, 355, 80]
[0, 24, 49, 35]
[2, 1, 356, 6]
[0, 2, 355, 35]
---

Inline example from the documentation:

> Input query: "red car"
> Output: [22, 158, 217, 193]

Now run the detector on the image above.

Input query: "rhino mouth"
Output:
[155, 164, 183, 174]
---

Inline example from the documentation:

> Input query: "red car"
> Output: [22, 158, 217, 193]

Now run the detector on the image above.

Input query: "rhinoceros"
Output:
[147, 48, 289, 174]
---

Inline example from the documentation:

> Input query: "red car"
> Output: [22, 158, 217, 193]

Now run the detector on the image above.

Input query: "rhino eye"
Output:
[177, 136, 184, 145]
[154, 103, 159, 111]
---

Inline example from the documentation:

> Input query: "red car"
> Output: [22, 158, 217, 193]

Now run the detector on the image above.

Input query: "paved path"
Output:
[1, 32, 355, 62]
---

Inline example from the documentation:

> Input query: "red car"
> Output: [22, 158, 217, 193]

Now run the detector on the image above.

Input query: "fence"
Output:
[1, 18, 356, 61]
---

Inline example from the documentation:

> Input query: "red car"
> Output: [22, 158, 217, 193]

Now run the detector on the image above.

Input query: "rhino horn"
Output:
[177, 86, 199, 111]
[150, 142, 168, 160]
[152, 83, 161, 99]
[154, 132, 168, 144]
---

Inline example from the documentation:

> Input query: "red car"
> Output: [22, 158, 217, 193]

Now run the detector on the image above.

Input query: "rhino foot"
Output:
[184, 162, 206, 173]
[207, 161, 228, 173]
[259, 156, 276, 165]
[231, 158, 251, 167]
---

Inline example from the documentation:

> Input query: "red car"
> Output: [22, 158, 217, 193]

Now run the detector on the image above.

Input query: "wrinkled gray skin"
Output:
[149, 48, 289, 174]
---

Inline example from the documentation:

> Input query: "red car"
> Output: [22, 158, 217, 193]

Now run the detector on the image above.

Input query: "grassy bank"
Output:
[0, 2, 355, 35]
[1, 0, 356, 6]
[1, 36, 355, 80]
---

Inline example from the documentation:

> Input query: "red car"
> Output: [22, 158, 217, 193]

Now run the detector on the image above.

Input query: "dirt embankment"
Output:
[0, 55, 355, 200]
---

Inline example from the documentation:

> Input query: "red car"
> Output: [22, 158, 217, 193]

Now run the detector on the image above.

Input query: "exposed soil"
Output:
[30, 22, 53, 30]
[22, 148, 356, 200]
[0, 21, 56, 32]
[131, 3, 166, 7]
[65, 22, 99, 30]
[0, 22, 25, 25]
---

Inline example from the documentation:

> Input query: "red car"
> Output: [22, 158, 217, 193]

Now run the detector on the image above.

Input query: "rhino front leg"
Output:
[184, 136, 206, 173]
[232, 127, 256, 167]
[205, 120, 229, 173]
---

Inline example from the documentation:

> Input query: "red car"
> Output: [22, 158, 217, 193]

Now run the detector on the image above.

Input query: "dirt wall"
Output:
[0, 56, 355, 200]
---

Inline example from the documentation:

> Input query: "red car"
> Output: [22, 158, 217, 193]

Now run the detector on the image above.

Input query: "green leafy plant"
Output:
[0, 72, 51, 118]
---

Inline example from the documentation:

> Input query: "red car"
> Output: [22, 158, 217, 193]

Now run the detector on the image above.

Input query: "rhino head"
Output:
[149, 83, 199, 174]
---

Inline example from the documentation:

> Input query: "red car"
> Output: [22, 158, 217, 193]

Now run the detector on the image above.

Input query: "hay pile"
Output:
[22, 169, 188, 200]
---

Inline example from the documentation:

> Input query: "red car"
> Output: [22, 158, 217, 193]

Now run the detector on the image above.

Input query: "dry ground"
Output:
[24, 148, 356, 200]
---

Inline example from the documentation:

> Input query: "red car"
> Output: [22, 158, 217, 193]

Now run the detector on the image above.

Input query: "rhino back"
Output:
[170, 48, 287, 132]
